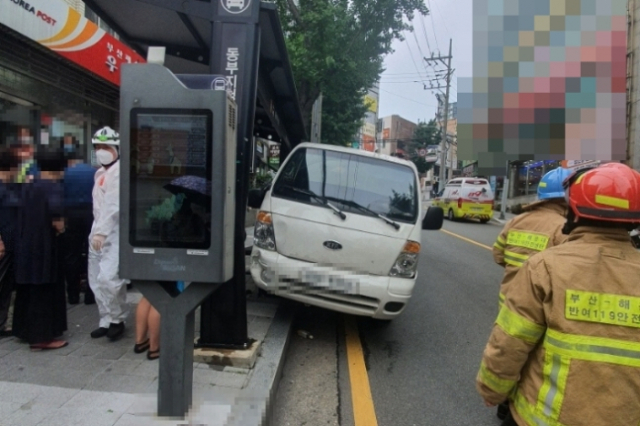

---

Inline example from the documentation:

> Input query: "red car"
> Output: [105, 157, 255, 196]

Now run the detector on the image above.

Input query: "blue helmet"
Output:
[537, 167, 573, 200]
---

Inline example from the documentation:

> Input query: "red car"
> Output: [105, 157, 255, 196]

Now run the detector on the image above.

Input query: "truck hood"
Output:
[267, 196, 418, 276]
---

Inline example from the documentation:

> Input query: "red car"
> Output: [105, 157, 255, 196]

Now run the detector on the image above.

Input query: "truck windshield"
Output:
[272, 148, 418, 223]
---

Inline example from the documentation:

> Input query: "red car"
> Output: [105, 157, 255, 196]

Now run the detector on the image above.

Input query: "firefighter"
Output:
[491, 166, 572, 420]
[477, 163, 640, 426]
[493, 166, 573, 299]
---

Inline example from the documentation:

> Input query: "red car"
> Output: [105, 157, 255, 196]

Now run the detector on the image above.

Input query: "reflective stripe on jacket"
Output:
[493, 200, 568, 304]
[478, 227, 640, 426]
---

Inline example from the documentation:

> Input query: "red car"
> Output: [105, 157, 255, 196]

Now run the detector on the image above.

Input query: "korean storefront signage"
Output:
[0, 0, 145, 86]
[364, 95, 378, 114]
[363, 122, 376, 138]
[268, 143, 280, 168]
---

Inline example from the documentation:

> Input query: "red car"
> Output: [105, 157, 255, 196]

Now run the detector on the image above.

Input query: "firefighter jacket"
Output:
[493, 200, 568, 303]
[477, 227, 640, 426]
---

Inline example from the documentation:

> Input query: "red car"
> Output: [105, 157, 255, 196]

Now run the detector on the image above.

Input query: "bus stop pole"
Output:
[197, 3, 261, 348]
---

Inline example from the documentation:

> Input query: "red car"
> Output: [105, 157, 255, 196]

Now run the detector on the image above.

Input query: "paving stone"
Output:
[0, 400, 23, 418]
[103, 359, 144, 376]
[0, 337, 27, 352]
[0, 381, 44, 404]
[129, 359, 160, 379]
[0, 348, 12, 358]
[0, 366, 95, 389]
[247, 302, 277, 319]
[62, 389, 136, 412]
[68, 343, 130, 360]
[1, 401, 54, 426]
[192, 367, 247, 389]
[248, 317, 272, 342]
[31, 387, 81, 408]
[37, 406, 126, 426]
[86, 373, 156, 393]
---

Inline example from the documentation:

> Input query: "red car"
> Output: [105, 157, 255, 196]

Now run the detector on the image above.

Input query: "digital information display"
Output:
[129, 109, 213, 249]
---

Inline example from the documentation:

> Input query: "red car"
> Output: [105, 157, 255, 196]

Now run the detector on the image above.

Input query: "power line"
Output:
[419, 15, 433, 56]
[404, 36, 428, 80]
[379, 87, 438, 107]
[426, 0, 441, 51]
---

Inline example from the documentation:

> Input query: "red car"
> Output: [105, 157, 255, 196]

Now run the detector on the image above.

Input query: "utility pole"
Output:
[424, 38, 453, 187]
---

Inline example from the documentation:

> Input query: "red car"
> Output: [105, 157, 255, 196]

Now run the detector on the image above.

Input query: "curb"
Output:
[225, 303, 295, 426]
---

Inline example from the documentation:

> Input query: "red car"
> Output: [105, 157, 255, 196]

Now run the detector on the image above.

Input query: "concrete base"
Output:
[194, 340, 262, 369]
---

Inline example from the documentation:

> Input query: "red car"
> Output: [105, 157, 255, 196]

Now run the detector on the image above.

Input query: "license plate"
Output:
[300, 268, 359, 295]
[470, 207, 484, 211]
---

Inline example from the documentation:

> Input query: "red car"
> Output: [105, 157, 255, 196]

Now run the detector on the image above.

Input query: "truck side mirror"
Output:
[248, 184, 269, 209]
[422, 206, 444, 230]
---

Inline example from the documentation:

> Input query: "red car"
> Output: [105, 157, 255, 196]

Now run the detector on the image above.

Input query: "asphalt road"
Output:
[272, 217, 507, 426]
[353, 218, 506, 426]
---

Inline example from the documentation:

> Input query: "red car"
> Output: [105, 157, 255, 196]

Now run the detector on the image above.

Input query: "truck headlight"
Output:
[254, 211, 276, 251]
[389, 241, 420, 278]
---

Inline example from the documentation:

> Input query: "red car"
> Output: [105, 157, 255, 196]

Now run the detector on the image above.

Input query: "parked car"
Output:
[247, 142, 443, 320]
[432, 177, 494, 223]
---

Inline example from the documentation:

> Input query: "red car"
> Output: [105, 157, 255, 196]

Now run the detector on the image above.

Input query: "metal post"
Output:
[499, 160, 509, 220]
[135, 281, 220, 417]
[438, 39, 453, 185]
[198, 2, 262, 349]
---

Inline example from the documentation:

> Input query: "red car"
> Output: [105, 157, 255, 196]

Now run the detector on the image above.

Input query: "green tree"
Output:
[274, 0, 429, 145]
[405, 119, 440, 174]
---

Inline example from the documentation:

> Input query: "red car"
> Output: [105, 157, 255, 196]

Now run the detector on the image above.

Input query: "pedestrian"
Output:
[88, 126, 129, 340]
[0, 148, 18, 337]
[62, 151, 96, 305]
[11, 150, 68, 350]
[477, 163, 640, 426]
[10, 129, 39, 183]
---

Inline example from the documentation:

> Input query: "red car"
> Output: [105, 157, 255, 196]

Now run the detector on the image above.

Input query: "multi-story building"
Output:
[376, 115, 417, 156]
[354, 82, 380, 151]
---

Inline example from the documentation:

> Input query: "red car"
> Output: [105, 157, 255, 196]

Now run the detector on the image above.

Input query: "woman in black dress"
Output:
[11, 151, 68, 350]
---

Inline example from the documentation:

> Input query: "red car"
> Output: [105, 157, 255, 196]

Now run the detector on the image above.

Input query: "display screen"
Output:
[129, 109, 212, 249]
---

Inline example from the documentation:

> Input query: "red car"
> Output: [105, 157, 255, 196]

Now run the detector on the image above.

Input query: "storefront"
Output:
[0, 0, 144, 163]
[254, 137, 281, 173]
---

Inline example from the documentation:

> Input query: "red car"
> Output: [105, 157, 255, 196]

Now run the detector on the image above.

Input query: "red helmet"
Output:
[565, 163, 640, 223]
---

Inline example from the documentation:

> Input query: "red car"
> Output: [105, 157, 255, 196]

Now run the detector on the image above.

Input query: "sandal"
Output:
[30, 340, 68, 351]
[147, 349, 160, 360]
[133, 339, 150, 354]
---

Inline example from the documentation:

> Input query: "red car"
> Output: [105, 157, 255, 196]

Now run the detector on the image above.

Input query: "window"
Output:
[272, 148, 418, 223]
[129, 109, 212, 248]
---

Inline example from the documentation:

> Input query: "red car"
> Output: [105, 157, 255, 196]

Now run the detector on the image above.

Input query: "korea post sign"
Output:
[0, 0, 145, 86]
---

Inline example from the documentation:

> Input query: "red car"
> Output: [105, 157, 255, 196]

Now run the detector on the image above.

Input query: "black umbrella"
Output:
[163, 175, 211, 208]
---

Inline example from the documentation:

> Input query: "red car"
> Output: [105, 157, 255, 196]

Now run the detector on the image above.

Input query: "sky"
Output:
[378, 0, 472, 124]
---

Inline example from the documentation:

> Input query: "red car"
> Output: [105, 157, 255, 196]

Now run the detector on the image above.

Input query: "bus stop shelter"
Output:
[84, 0, 307, 361]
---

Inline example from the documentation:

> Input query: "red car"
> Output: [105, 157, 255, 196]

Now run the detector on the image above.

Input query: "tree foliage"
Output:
[405, 119, 441, 174]
[274, 0, 429, 145]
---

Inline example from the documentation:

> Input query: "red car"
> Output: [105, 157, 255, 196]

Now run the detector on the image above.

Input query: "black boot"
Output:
[91, 327, 109, 338]
[107, 322, 125, 340]
[497, 401, 511, 421]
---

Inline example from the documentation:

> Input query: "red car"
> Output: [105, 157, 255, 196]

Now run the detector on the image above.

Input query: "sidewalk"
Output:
[0, 227, 294, 426]
[490, 211, 518, 225]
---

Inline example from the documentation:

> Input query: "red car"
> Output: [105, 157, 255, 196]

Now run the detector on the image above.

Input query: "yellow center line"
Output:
[345, 316, 378, 426]
[440, 228, 492, 251]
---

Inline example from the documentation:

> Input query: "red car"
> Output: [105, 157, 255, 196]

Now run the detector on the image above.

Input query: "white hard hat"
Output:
[92, 126, 120, 146]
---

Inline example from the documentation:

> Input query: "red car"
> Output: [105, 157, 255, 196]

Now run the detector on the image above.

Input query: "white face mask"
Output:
[96, 149, 115, 166]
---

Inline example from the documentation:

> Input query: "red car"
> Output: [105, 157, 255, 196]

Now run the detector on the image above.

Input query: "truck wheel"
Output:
[448, 209, 455, 221]
[480, 219, 489, 224]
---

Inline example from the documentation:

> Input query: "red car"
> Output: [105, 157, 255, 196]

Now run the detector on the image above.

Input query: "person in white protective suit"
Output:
[88, 126, 129, 340]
